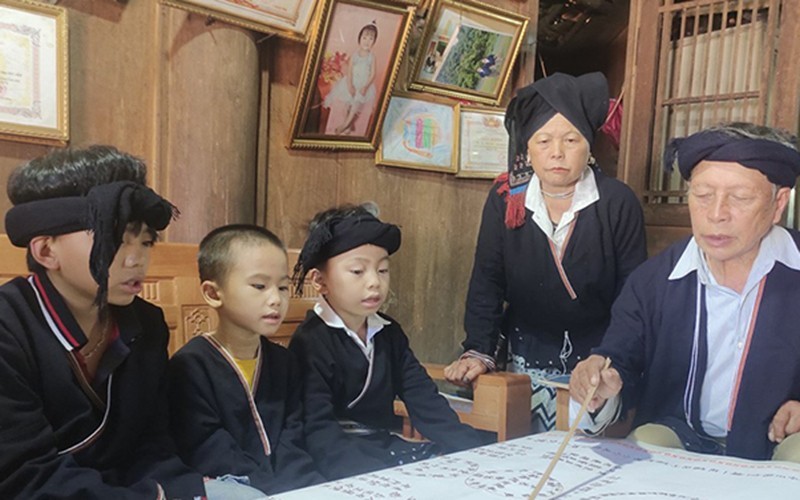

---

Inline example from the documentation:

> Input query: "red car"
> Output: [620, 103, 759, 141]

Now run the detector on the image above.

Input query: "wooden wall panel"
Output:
[266, 1, 539, 364]
[159, 9, 260, 243]
[0, 0, 158, 226]
[266, 38, 341, 244]
[0, 2, 261, 244]
[0, 143, 51, 219]
[646, 225, 693, 258]
[62, 0, 155, 159]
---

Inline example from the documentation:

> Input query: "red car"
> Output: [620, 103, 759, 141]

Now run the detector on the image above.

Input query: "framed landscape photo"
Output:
[0, 0, 68, 146]
[161, 0, 318, 41]
[289, 0, 416, 151]
[409, 0, 527, 105]
[376, 91, 456, 173]
[457, 104, 507, 179]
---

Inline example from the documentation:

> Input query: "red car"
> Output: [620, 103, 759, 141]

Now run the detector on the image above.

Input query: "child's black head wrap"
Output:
[5, 180, 178, 306]
[293, 208, 400, 295]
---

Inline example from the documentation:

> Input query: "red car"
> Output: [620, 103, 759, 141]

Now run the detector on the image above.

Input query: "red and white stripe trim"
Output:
[547, 217, 579, 300]
[202, 335, 271, 456]
[727, 278, 766, 430]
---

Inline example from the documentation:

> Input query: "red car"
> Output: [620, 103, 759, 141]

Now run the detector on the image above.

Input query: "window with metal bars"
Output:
[648, 0, 780, 204]
[619, 0, 800, 240]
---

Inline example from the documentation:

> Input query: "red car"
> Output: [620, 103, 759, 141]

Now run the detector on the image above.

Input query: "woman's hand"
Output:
[444, 358, 488, 387]
[570, 354, 622, 412]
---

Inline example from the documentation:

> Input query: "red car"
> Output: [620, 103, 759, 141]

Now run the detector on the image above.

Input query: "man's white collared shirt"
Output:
[668, 225, 800, 436]
[572, 226, 800, 435]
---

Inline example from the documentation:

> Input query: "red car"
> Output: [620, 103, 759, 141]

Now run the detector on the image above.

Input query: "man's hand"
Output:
[570, 354, 622, 412]
[444, 357, 488, 387]
[769, 400, 800, 443]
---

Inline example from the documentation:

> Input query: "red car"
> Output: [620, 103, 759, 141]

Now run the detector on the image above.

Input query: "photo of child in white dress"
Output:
[295, 1, 408, 146]
[323, 22, 379, 136]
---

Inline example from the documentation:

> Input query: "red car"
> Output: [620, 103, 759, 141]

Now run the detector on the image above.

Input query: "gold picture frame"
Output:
[456, 104, 507, 179]
[161, 0, 318, 41]
[409, 0, 528, 105]
[0, 0, 68, 146]
[376, 91, 457, 173]
[289, 0, 416, 151]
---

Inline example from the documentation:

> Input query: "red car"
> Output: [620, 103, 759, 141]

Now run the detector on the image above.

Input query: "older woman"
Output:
[445, 72, 647, 432]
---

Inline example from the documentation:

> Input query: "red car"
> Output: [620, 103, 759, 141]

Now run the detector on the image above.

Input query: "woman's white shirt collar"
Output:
[525, 165, 599, 249]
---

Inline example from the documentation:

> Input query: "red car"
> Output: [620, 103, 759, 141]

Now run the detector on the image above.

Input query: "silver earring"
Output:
[588, 154, 597, 166]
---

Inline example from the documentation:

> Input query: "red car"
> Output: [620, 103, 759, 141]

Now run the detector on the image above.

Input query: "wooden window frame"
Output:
[617, 0, 800, 229]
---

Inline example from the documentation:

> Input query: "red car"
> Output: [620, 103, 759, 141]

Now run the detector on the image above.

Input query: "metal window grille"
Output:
[646, 0, 781, 204]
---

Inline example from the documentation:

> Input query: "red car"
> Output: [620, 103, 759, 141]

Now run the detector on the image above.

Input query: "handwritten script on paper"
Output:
[273, 432, 800, 499]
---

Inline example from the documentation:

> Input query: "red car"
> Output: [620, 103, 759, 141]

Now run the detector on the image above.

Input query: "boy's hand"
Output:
[570, 355, 622, 412]
[768, 400, 800, 443]
[444, 358, 487, 387]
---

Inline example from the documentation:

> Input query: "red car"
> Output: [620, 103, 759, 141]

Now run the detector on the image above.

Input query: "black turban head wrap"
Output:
[5, 181, 178, 306]
[293, 210, 401, 294]
[664, 128, 800, 187]
[499, 72, 609, 228]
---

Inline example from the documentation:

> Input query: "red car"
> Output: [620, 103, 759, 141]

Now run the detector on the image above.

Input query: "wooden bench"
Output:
[394, 363, 532, 442]
[0, 235, 316, 354]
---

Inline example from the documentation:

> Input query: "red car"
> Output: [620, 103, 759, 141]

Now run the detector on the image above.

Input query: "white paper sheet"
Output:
[272, 431, 800, 499]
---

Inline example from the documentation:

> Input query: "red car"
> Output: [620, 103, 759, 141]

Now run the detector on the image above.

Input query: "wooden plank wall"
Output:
[265, 1, 540, 364]
[0, 0, 260, 243]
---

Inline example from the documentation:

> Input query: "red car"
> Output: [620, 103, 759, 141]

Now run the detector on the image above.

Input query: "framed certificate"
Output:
[457, 104, 507, 179]
[0, 0, 68, 145]
[162, 0, 318, 41]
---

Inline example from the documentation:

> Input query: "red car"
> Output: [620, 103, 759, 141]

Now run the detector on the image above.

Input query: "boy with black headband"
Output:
[169, 224, 324, 495]
[0, 147, 262, 499]
[289, 204, 484, 480]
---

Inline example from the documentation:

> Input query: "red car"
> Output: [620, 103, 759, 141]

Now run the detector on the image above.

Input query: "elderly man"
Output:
[570, 122, 800, 462]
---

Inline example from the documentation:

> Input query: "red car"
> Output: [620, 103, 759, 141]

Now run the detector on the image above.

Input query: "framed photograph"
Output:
[376, 91, 456, 173]
[161, 0, 318, 41]
[0, 0, 68, 146]
[457, 104, 507, 179]
[289, 0, 415, 151]
[409, 0, 528, 105]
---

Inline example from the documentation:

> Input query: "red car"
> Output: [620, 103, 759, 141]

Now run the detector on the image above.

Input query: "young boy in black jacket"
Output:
[289, 204, 485, 480]
[169, 224, 324, 495]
